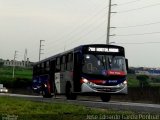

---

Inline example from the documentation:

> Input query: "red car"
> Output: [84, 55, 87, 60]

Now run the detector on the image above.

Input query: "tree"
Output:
[0, 61, 4, 67]
[136, 75, 150, 88]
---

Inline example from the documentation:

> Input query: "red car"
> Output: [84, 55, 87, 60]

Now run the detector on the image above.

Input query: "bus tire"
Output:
[42, 90, 53, 98]
[100, 94, 111, 102]
[66, 82, 77, 100]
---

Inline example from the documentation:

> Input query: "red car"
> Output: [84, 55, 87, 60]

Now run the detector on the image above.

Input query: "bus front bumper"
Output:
[81, 81, 128, 94]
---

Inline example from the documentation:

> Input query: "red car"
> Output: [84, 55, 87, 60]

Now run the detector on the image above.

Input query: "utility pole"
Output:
[39, 40, 45, 61]
[12, 50, 18, 79]
[106, 0, 116, 44]
[24, 48, 27, 67]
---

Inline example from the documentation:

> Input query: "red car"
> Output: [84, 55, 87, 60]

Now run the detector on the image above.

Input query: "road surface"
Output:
[0, 93, 160, 113]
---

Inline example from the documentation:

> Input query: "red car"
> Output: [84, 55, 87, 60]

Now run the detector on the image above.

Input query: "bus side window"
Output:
[61, 55, 66, 71]
[43, 61, 50, 73]
[41, 63, 44, 74]
[46, 61, 50, 72]
[50, 60, 56, 72]
[56, 57, 61, 72]
[33, 65, 37, 75]
[37, 64, 40, 74]
[67, 53, 73, 71]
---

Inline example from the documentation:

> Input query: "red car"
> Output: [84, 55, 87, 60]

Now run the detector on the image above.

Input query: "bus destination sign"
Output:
[88, 47, 119, 53]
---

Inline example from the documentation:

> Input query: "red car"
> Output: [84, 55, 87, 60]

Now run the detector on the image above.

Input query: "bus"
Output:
[32, 44, 128, 102]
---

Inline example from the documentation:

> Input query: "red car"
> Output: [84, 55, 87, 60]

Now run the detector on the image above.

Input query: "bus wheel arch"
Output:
[41, 84, 53, 98]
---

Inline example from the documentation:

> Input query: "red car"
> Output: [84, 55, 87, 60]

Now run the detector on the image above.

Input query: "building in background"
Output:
[0, 58, 33, 68]
[134, 67, 160, 76]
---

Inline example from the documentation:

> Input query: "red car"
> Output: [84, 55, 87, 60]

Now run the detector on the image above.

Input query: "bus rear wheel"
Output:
[66, 84, 77, 100]
[100, 94, 111, 102]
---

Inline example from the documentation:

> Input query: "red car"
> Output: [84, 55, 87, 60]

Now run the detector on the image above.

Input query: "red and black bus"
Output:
[32, 44, 128, 102]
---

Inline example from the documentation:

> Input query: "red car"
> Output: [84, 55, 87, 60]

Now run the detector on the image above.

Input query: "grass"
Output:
[0, 96, 137, 120]
[0, 66, 32, 88]
[0, 66, 32, 80]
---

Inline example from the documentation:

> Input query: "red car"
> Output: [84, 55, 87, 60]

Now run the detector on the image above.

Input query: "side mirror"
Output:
[125, 59, 129, 72]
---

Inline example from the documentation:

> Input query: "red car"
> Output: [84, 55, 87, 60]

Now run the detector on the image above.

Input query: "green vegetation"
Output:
[127, 74, 139, 87]
[127, 74, 160, 87]
[0, 66, 32, 88]
[0, 66, 32, 79]
[0, 96, 136, 120]
[136, 75, 150, 88]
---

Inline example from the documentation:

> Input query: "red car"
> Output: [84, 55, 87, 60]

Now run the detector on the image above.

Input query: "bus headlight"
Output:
[82, 78, 88, 83]
[119, 80, 127, 87]
[123, 80, 127, 85]
[81, 78, 96, 86]
[5, 89, 8, 92]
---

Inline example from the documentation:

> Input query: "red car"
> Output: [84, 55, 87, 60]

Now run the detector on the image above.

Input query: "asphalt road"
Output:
[0, 93, 160, 113]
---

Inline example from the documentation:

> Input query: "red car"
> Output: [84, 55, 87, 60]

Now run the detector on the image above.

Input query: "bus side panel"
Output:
[55, 71, 73, 94]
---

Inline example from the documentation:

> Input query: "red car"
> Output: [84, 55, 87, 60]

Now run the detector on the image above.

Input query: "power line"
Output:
[116, 31, 160, 36]
[115, 42, 160, 44]
[46, 7, 108, 50]
[118, 2, 160, 13]
[46, 6, 108, 47]
[117, 21, 160, 28]
[118, 0, 141, 6]
[66, 17, 107, 47]
[28, 4, 109, 61]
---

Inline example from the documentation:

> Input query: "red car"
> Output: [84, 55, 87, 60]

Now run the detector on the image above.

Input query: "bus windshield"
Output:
[82, 54, 127, 75]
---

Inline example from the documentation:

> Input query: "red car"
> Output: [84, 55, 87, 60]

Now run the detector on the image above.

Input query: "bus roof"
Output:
[34, 44, 124, 65]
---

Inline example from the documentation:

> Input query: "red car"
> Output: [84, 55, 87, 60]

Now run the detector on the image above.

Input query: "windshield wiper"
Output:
[107, 57, 111, 70]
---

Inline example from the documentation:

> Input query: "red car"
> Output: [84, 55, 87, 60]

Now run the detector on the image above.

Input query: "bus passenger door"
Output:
[73, 52, 81, 92]
[50, 60, 56, 94]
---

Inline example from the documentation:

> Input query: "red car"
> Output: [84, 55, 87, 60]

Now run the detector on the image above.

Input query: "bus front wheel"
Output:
[100, 94, 111, 102]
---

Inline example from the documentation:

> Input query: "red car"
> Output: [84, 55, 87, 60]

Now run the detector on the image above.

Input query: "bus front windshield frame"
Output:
[82, 54, 127, 76]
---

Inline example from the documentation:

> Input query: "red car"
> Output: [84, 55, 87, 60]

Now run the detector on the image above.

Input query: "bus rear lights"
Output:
[44, 84, 47, 87]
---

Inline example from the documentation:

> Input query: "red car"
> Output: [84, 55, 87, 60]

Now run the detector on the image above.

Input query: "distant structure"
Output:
[131, 67, 160, 76]
[0, 58, 33, 68]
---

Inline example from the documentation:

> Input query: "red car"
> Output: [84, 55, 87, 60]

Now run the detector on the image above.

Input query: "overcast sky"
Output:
[0, 0, 160, 67]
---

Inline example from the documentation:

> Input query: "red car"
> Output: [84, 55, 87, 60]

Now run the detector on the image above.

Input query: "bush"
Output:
[151, 77, 160, 83]
[0, 77, 13, 88]
[12, 78, 32, 88]
[136, 75, 150, 88]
